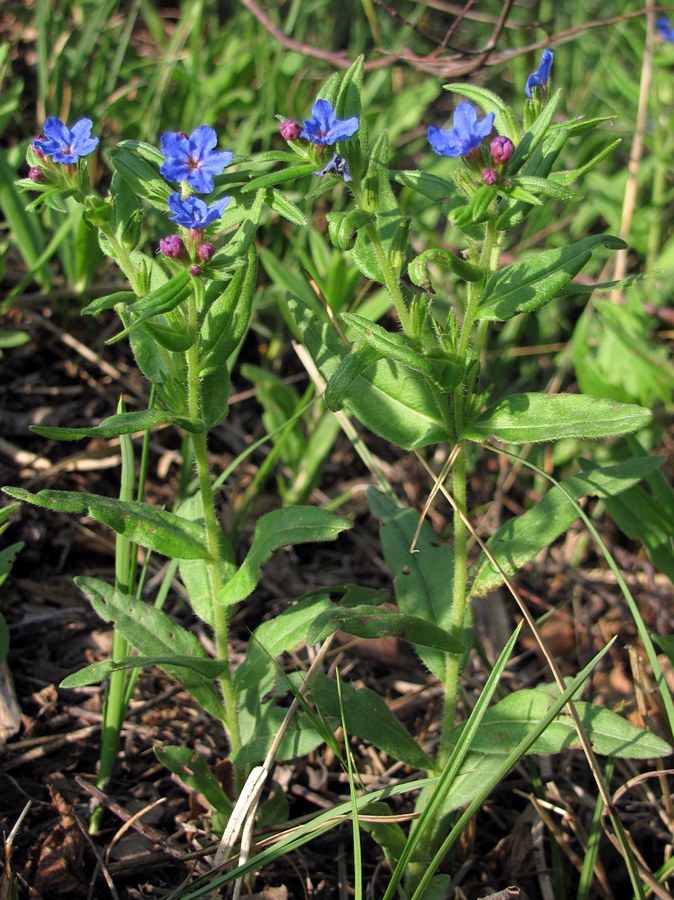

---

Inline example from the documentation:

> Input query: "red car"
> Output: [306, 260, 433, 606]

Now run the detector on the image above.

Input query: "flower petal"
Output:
[43, 117, 71, 145]
[160, 159, 191, 183]
[189, 125, 218, 157]
[161, 132, 190, 159]
[326, 116, 359, 143]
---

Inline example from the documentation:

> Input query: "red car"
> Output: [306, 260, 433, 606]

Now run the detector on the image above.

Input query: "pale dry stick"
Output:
[409, 442, 461, 553]
[293, 341, 396, 496]
[3, 800, 31, 886]
[412, 448, 655, 894]
[212, 635, 336, 898]
[610, 0, 655, 298]
[104, 797, 167, 865]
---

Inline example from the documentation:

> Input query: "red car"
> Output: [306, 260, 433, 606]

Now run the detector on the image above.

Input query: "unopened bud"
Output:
[490, 136, 514, 166]
[190, 265, 202, 277]
[280, 119, 302, 141]
[197, 242, 215, 262]
[32, 138, 46, 161]
[482, 167, 499, 186]
[159, 235, 187, 259]
[29, 167, 45, 183]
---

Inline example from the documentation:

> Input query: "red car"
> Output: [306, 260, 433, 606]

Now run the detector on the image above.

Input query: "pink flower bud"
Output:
[32, 138, 46, 161]
[197, 242, 215, 262]
[490, 135, 515, 166]
[482, 167, 499, 186]
[280, 119, 302, 141]
[159, 235, 187, 259]
[29, 167, 45, 183]
[190, 265, 202, 277]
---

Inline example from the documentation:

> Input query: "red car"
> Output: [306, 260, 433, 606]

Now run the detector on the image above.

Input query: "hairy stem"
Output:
[186, 284, 241, 755]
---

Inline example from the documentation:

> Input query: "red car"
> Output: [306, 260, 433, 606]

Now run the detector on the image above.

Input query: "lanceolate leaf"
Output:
[307, 605, 463, 653]
[74, 577, 225, 719]
[3, 487, 211, 560]
[310, 674, 434, 771]
[452, 689, 671, 759]
[60, 654, 230, 686]
[477, 235, 626, 321]
[462, 393, 651, 443]
[216, 507, 351, 607]
[31, 408, 204, 441]
[469, 456, 665, 597]
[368, 488, 455, 681]
[290, 299, 448, 450]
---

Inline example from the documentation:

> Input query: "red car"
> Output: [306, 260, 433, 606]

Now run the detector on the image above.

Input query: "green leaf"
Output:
[462, 393, 651, 443]
[324, 342, 385, 412]
[31, 408, 204, 441]
[108, 143, 171, 207]
[60, 654, 230, 686]
[306, 605, 463, 653]
[469, 456, 665, 598]
[341, 313, 450, 387]
[603, 485, 674, 583]
[0, 541, 23, 591]
[310, 674, 434, 771]
[216, 507, 351, 607]
[477, 235, 626, 321]
[391, 170, 457, 204]
[3, 488, 211, 559]
[508, 90, 562, 174]
[454, 689, 671, 759]
[81, 290, 136, 316]
[368, 488, 455, 681]
[74, 577, 225, 719]
[290, 300, 448, 451]
[154, 746, 232, 829]
[200, 244, 258, 372]
[234, 594, 335, 693]
[234, 698, 327, 767]
[109, 269, 194, 343]
[266, 188, 306, 226]
[509, 175, 577, 204]
[408, 248, 483, 291]
[242, 162, 315, 193]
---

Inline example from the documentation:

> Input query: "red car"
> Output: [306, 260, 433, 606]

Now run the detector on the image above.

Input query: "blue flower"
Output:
[32, 117, 99, 164]
[657, 17, 674, 42]
[300, 100, 359, 146]
[427, 103, 495, 158]
[167, 192, 231, 230]
[160, 126, 233, 193]
[313, 152, 352, 182]
[525, 50, 554, 98]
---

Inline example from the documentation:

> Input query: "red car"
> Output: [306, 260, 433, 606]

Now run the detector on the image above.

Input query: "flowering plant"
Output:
[5, 49, 670, 898]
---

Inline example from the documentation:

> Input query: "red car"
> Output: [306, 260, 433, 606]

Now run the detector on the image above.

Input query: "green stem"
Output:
[364, 222, 413, 335]
[99, 224, 143, 295]
[185, 284, 241, 756]
[438, 219, 501, 766]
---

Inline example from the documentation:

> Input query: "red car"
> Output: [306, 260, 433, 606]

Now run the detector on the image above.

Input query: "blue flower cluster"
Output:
[657, 17, 674, 42]
[33, 118, 99, 164]
[160, 125, 233, 235]
[427, 51, 554, 165]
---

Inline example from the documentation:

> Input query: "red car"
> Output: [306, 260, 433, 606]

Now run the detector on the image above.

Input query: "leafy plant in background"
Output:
[3, 41, 672, 900]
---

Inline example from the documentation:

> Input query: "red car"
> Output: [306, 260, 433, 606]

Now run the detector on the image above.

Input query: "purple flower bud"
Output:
[190, 265, 202, 277]
[197, 242, 215, 262]
[159, 235, 187, 259]
[482, 167, 499, 186]
[280, 119, 302, 141]
[29, 167, 45, 183]
[490, 136, 515, 166]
